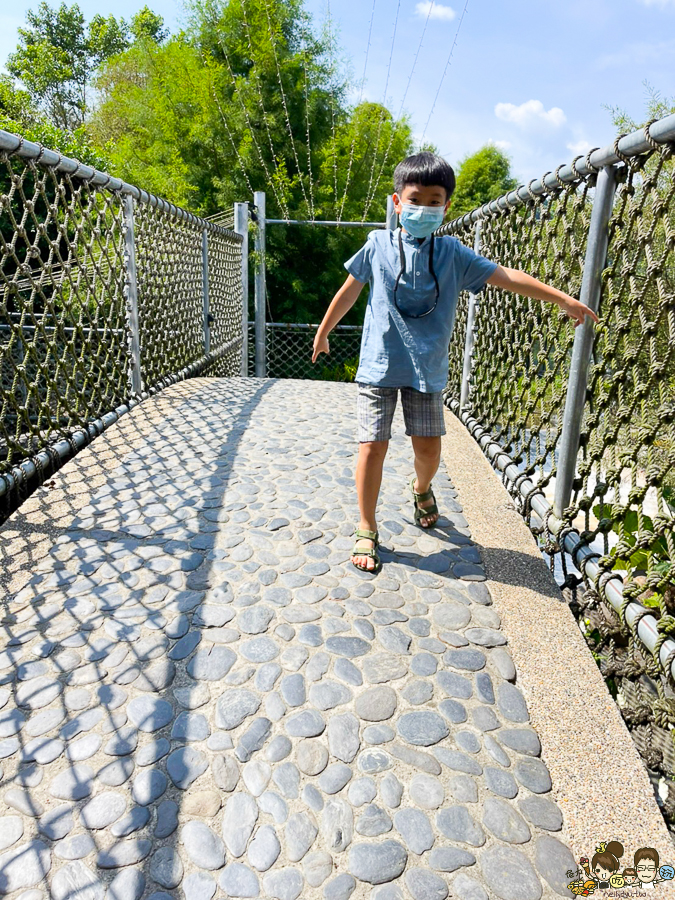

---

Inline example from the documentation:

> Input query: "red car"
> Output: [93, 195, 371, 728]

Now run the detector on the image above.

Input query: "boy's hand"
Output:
[312, 332, 330, 363]
[558, 296, 599, 328]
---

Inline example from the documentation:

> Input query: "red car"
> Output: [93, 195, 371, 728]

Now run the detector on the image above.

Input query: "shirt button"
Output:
[416, 271, 421, 276]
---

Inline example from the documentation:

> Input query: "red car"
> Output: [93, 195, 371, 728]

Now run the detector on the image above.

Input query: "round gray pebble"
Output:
[348, 840, 407, 885]
[405, 868, 449, 900]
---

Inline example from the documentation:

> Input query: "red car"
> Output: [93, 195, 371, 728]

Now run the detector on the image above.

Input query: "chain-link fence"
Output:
[0, 129, 244, 522]
[441, 116, 675, 817]
[247, 322, 363, 380]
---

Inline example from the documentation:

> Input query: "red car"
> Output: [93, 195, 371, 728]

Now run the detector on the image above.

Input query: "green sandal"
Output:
[351, 528, 382, 574]
[409, 475, 439, 528]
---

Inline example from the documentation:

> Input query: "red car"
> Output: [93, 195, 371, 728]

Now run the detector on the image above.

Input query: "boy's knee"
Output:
[360, 439, 389, 455]
[412, 435, 442, 458]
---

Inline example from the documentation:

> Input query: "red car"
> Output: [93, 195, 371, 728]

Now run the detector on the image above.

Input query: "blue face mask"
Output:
[399, 203, 445, 238]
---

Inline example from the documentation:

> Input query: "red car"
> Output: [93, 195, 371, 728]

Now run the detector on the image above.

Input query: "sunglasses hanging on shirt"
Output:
[393, 230, 440, 318]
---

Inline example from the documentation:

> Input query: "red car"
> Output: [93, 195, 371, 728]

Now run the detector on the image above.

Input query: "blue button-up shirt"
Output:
[344, 227, 498, 392]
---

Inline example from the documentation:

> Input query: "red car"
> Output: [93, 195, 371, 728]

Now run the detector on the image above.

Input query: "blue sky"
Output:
[1, 0, 674, 183]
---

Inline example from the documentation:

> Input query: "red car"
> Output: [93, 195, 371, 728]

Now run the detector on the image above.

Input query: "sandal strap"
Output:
[410, 476, 434, 503]
[415, 503, 438, 519]
[415, 500, 438, 513]
[353, 528, 378, 541]
[410, 474, 439, 523]
[413, 489, 434, 502]
[352, 546, 379, 560]
[351, 534, 382, 573]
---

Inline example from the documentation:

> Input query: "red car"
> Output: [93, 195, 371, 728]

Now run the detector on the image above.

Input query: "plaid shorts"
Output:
[356, 382, 447, 442]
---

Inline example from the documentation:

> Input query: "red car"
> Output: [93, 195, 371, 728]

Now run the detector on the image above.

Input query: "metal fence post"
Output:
[459, 222, 482, 410]
[552, 164, 618, 521]
[386, 195, 398, 231]
[202, 228, 210, 356]
[254, 191, 266, 378]
[123, 194, 143, 395]
[234, 202, 250, 376]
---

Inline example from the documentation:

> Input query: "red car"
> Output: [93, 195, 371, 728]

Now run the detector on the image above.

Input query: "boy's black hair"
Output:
[394, 151, 456, 201]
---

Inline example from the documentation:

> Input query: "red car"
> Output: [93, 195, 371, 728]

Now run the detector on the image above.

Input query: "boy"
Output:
[311, 151, 598, 574]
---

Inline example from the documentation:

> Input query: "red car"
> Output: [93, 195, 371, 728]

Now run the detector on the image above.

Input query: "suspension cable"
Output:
[240, 0, 293, 221]
[365, 0, 435, 215]
[199, 47, 256, 200]
[419, 0, 470, 148]
[361, 0, 401, 222]
[260, 0, 313, 218]
[302, 41, 316, 218]
[325, 0, 339, 209]
[336, 0, 377, 223]
[215, 31, 292, 222]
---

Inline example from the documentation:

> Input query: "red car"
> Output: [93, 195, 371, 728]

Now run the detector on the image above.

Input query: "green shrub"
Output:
[319, 356, 359, 382]
[593, 489, 674, 607]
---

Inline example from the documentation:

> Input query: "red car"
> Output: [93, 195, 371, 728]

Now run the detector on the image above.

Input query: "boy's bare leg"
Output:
[411, 435, 442, 527]
[351, 439, 388, 570]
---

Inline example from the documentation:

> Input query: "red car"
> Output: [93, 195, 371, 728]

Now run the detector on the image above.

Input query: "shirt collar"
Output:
[397, 227, 429, 247]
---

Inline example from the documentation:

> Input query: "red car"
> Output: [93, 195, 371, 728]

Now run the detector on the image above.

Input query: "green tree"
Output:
[450, 144, 517, 219]
[0, 75, 37, 125]
[88, 37, 208, 208]
[88, 0, 413, 323]
[130, 7, 169, 43]
[6, 2, 166, 132]
[0, 73, 108, 169]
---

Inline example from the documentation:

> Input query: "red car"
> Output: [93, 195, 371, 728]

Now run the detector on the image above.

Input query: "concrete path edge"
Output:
[440, 406, 674, 865]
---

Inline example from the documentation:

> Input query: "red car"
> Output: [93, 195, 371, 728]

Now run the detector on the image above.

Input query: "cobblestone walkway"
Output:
[1, 378, 576, 899]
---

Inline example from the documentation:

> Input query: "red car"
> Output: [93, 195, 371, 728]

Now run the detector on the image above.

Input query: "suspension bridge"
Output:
[0, 7, 674, 892]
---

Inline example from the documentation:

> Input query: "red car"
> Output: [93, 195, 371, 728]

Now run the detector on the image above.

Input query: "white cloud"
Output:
[567, 139, 593, 156]
[494, 100, 567, 129]
[415, 2, 457, 21]
[493, 140, 512, 150]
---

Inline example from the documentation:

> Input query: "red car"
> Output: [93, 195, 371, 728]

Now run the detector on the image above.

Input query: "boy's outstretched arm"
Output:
[486, 266, 599, 328]
[312, 275, 365, 363]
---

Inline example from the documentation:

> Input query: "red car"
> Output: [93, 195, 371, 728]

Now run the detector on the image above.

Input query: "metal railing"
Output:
[440, 115, 675, 794]
[0, 129, 248, 522]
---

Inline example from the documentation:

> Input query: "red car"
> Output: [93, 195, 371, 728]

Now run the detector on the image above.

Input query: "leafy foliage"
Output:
[6, 2, 166, 131]
[0, 75, 109, 170]
[450, 144, 517, 219]
[318, 355, 359, 382]
[592, 496, 674, 607]
[0, 75, 36, 125]
[87, 0, 413, 323]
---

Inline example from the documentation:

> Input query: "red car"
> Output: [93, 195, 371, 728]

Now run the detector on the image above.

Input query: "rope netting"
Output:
[0, 135, 244, 523]
[445, 223, 475, 401]
[133, 203, 242, 389]
[441, 136, 675, 806]
[569, 146, 675, 785]
[442, 169, 594, 497]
